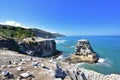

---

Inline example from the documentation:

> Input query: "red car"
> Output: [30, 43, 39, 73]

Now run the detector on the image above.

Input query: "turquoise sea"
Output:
[55, 36, 120, 75]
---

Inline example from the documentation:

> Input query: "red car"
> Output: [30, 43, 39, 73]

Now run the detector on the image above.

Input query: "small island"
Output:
[65, 39, 99, 63]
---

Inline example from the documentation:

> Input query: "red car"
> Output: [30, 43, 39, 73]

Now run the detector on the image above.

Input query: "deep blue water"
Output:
[55, 36, 120, 75]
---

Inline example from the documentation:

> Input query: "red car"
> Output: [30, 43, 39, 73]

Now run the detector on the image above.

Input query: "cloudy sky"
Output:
[0, 0, 120, 35]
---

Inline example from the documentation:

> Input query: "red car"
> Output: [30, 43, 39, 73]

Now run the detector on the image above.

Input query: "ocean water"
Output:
[55, 36, 120, 75]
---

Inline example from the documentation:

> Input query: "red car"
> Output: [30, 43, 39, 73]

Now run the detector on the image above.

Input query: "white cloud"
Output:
[0, 20, 29, 28]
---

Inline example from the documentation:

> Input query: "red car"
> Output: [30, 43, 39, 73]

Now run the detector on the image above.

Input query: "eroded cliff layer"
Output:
[0, 37, 61, 57]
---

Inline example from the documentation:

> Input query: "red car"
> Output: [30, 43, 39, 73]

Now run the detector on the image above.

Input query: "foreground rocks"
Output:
[65, 39, 99, 63]
[0, 50, 120, 80]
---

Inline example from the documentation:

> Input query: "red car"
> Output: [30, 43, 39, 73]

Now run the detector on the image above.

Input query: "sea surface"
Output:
[55, 36, 120, 75]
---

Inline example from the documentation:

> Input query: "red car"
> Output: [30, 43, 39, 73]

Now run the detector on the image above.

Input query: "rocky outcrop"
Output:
[19, 37, 61, 57]
[65, 39, 99, 63]
[0, 37, 61, 57]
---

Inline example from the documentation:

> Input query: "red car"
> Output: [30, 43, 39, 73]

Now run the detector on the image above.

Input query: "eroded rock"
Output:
[65, 39, 99, 63]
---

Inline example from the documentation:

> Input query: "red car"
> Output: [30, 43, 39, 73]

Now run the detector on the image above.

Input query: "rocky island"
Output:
[65, 39, 99, 63]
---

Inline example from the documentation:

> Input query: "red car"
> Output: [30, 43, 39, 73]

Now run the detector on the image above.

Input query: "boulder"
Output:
[55, 65, 67, 79]
[65, 39, 98, 63]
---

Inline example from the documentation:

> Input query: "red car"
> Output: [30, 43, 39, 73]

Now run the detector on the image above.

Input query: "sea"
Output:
[55, 36, 120, 75]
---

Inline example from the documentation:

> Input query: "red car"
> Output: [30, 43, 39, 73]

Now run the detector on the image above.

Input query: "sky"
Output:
[0, 0, 120, 36]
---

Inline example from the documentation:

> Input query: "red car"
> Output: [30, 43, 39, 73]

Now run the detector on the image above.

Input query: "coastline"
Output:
[55, 36, 120, 75]
[0, 50, 120, 80]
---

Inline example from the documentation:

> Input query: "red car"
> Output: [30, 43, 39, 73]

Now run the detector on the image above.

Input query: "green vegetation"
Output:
[0, 25, 35, 39]
[0, 24, 65, 40]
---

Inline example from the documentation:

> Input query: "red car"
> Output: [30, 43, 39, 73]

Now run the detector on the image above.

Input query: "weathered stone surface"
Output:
[55, 65, 67, 79]
[0, 51, 120, 80]
[0, 37, 61, 57]
[19, 37, 61, 57]
[65, 39, 99, 63]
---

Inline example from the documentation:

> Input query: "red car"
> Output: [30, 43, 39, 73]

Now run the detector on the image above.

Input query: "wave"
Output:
[75, 58, 112, 68]
[98, 58, 105, 63]
[97, 58, 112, 67]
[70, 46, 75, 48]
[55, 40, 67, 44]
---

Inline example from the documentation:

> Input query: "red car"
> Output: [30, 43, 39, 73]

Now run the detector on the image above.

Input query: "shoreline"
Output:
[0, 49, 120, 80]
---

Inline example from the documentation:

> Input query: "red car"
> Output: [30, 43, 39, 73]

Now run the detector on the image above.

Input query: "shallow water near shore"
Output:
[55, 36, 120, 75]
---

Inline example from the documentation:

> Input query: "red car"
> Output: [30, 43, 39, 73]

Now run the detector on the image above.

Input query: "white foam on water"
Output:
[76, 63, 85, 66]
[55, 40, 67, 44]
[70, 46, 75, 48]
[98, 58, 105, 63]
[97, 58, 112, 67]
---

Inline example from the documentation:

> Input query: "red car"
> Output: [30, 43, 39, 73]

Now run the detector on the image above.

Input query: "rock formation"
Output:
[0, 37, 61, 57]
[65, 39, 99, 63]
[19, 37, 61, 57]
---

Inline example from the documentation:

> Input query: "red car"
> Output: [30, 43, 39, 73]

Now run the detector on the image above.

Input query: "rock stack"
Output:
[65, 39, 99, 63]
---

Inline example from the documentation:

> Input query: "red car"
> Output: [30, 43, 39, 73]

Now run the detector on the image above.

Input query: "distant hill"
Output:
[0, 24, 65, 39]
[52, 33, 65, 37]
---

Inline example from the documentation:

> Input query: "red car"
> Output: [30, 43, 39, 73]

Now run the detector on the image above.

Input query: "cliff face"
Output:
[0, 37, 61, 57]
[19, 37, 61, 57]
[0, 38, 19, 51]
[65, 39, 99, 63]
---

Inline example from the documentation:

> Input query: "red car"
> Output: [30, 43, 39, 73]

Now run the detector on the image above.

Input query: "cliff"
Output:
[65, 39, 99, 63]
[19, 37, 61, 57]
[0, 37, 61, 57]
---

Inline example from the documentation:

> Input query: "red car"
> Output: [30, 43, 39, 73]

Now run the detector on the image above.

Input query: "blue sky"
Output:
[0, 0, 120, 35]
